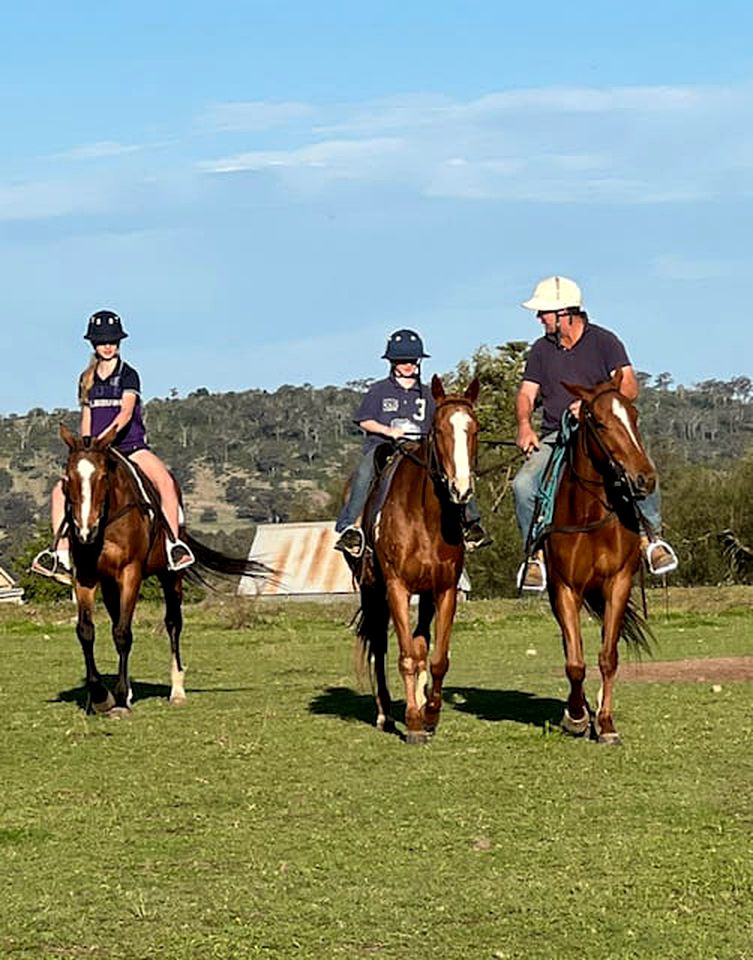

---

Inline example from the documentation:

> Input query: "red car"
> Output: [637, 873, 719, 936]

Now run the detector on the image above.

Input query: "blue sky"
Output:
[2, 1, 752, 414]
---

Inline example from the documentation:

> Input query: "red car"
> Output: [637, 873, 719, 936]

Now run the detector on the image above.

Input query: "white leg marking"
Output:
[449, 410, 472, 497]
[77, 459, 96, 540]
[170, 654, 186, 704]
[416, 669, 428, 710]
[611, 398, 642, 451]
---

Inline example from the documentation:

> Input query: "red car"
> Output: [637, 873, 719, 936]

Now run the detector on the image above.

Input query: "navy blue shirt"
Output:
[354, 375, 435, 452]
[82, 359, 149, 454]
[523, 322, 631, 433]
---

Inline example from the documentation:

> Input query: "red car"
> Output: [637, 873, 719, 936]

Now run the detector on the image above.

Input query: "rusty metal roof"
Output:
[238, 521, 357, 598]
[237, 521, 471, 599]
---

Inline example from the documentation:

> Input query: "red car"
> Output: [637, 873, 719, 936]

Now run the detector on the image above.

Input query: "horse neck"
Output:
[561, 424, 610, 517]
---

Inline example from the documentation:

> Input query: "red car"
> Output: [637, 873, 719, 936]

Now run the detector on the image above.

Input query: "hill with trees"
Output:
[3, 345, 753, 597]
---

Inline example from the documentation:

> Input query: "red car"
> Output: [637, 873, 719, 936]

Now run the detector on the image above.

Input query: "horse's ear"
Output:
[431, 374, 446, 401]
[562, 380, 589, 400]
[465, 377, 480, 404]
[60, 423, 77, 450]
[93, 424, 119, 450]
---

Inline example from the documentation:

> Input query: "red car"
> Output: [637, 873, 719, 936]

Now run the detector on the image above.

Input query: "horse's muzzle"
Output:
[447, 479, 474, 505]
[631, 472, 656, 497]
[74, 519, 100, 544]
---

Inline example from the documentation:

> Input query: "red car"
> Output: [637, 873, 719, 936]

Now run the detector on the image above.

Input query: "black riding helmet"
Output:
[84, 309, 128, 344]
[382, 328, 430, 362]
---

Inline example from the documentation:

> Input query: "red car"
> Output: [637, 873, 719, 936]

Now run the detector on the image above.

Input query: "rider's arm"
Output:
[358, 418, 403, 440]
[515, 380, 541, 454]
[80, 405, 91, 436]
[614, 364, 639, 401]
[96, 392, 137, 440]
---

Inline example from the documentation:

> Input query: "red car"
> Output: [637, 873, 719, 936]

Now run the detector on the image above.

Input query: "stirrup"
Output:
[31, 548, 73, 586]
[334, 526, 365, 558]
[644, 538, 678, 576]
[167, 539, 195, 572]
[516, 556, 547, 593]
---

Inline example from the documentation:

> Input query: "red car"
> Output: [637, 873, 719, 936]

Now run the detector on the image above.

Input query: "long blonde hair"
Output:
[78, 353, 99, 406]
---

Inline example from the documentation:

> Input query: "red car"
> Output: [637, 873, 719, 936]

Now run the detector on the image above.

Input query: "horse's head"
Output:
[60, 423, 119, 544]
[564, 370, 656, 498]
[430, 375, 481, 504]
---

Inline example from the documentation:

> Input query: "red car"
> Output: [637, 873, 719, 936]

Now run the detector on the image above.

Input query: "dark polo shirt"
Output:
[353, 375, 435, 452]
[83, 359, 148, 454]
[523, 322, 631, 433]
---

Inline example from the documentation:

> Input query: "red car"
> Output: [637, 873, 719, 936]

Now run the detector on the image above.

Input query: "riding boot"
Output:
[462, 521, 493, 552]
[640, 536, 679, 576]
[516, 550, 547, 592]
[334, 525, 365, 558]
[167, 538, 196, 571]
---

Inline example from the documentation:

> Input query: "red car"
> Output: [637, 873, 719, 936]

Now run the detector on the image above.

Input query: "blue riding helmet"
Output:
[382, 328, 430, 362]
[85, 309, 128, 344]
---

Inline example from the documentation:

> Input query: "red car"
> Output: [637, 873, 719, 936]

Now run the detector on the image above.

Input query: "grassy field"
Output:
[1, 587, 752, 960]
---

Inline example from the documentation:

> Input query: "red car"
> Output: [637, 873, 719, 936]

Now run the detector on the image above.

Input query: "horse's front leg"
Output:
[421, 586, 457, 737]
[75, 582, 114, 713]
[387, 578, 425, 744]
[158, 571, 186, 705]
[102, 565, 141, 716]
[595, 570, 633, 745]
[412, 592, 434, 725]
[552, 581, 591, 737]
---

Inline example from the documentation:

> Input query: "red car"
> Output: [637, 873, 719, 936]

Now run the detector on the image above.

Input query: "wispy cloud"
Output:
[55, 140, 143, 161]
[199, 100, 313, 132]
[198, 83, 753, 205]
[199, 137, 403, 177]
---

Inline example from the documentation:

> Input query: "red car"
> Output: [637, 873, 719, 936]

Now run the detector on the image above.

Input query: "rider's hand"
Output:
[516, 424, 540, 458]
[568, 400, 582, 418]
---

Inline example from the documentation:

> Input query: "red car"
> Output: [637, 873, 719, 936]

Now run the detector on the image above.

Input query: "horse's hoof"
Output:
[375, 714, 396, 733]
[561, 708, 591, 737]
[598, 735, 621, 746]
[91, 692, 116, 715]
[169, 694, 187, 707]
[405, 729, 429, 745]
[106, 706, 132, 720]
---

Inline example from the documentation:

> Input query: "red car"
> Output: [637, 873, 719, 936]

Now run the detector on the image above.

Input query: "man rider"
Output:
[513, 276, 679, 591]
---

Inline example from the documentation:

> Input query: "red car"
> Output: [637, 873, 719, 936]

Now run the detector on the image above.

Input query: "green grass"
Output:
[1, 589, 752, 959]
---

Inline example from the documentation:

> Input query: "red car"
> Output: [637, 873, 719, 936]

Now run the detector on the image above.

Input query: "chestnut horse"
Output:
[60, 424, 271, 716]
[545, 370, 655, 745]
[354, 375, 480, 744]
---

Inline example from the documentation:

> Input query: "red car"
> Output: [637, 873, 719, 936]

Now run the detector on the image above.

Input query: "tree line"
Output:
[2, 348, 753, 598]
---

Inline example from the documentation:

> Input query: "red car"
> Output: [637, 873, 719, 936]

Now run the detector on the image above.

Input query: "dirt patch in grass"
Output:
[620, 656, 753, 683]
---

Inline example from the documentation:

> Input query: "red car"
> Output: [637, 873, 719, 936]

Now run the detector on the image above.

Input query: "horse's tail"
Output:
[583, 589, 654, 654]
[182, 531, 276, 585]
[353, 582, 390, 675]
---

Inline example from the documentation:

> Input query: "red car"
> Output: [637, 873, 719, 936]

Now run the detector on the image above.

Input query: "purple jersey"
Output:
[83, 359, 148, 454]
[523, 322, 631, 434]
[354, 375, 435, 452]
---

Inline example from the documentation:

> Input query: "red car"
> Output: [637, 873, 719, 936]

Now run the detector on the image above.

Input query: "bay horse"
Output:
[545, 369, 655, 745]
[354, 374, 480, 744]
[60, 424, 272, 717]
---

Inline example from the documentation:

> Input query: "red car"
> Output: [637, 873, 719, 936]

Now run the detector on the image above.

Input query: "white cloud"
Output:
[199, 100, 313, 132]
[57, 140, 143, 160]
[200, 137, 403, 177]
[195, 83, 753, 204]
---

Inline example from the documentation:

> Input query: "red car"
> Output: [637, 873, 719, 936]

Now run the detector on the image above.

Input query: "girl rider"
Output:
[32, 310, 195, 583]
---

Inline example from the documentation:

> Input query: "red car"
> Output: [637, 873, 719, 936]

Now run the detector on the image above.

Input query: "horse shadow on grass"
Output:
[51, 676, 172, 712]
[309, 685, 563, 730]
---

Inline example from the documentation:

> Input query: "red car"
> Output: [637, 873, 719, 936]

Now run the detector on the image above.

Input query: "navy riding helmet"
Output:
[382, 328, 430, 362]
[84, 309, 128, 344]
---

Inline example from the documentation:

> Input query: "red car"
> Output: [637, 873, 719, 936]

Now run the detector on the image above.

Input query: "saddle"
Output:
[355, 442, 419, 585]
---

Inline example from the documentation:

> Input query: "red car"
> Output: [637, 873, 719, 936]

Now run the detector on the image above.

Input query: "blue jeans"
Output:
[336, 446, 482, 532]
[511, 432, 663, 546]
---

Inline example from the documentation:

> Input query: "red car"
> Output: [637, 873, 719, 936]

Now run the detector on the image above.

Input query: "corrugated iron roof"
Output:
[238, 521, 357, 597]
[238, 521, 471, 599]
